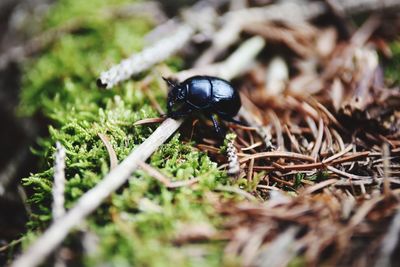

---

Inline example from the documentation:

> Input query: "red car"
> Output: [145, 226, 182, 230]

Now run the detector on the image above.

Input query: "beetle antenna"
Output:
[162, 77, 177, 88]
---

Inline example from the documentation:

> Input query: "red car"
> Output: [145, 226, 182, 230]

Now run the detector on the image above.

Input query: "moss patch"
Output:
[18, 0, 237, 266]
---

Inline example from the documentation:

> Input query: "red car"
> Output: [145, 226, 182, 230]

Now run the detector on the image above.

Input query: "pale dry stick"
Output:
[176, 36, 265, 81]
[97, 24, 194, 89]
[97, 0, 230, 89]
[382, 143, 391, 197]
[52, 142, 66, 267]
[52, 142, 66, 221]
[194, 19, 241, 67]
[11, 30, 265, 267]
[222, 36, 265, 80]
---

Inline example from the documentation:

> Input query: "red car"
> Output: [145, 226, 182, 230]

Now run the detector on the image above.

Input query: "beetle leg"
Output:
[168, 105, 192, 119]
[209, 114, 226, 137]
[219, 114, 247, 126]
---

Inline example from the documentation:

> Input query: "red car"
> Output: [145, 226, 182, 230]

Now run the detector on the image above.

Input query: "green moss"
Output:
[18, 0, 235, 266]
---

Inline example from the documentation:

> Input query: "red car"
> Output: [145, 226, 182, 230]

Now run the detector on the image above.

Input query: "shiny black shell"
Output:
[182, 76, 241, 117]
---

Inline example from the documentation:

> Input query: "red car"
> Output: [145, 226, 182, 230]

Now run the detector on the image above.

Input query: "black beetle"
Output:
[164, 75, 242, 135]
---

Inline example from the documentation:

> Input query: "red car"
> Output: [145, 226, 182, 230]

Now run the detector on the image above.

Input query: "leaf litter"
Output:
[169, 1, 400, 266]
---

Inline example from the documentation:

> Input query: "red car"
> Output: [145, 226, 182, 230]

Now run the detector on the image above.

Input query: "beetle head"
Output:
[163, 77, 187, 114]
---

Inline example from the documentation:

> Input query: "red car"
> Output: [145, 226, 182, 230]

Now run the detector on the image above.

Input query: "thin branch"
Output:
[97, 24, 194, 89]
[382, 143, 391, 197]
[176, 36, 266, 81]
[52, 142, 68, 267]
[52, 142, 66, 221]
[239, 151, 315, 164]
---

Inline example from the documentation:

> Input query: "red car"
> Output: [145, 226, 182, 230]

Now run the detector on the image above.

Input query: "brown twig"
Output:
[133, 117, 165, 125]
[240, 151, 315, 164]
[98, 133, 118, 170]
